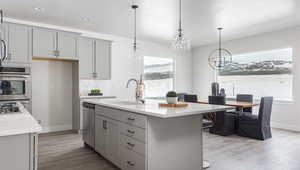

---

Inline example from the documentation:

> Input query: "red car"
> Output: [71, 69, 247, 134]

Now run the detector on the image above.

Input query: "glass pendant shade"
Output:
[172, 31, 191, 50]
[172, 0, 191, 51]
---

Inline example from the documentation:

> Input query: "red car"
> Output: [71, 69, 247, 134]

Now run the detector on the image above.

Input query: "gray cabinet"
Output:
[32, 28, 78, 60]
[82, 104, 95, 148]
[7, 23, 31, 63]
[95, 39, 111, 80]
[57, 31, 78, 59]
[32, 28, 56, 58]
[79, 37, 112, 80]
[95, 114, 120, 167]
[0, 133, 38, 170]
[1, 23, 31, 64]
[79, 38, 94, 78]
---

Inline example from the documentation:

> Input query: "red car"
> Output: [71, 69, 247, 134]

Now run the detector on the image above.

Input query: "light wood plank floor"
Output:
[39, 129, 300, 170]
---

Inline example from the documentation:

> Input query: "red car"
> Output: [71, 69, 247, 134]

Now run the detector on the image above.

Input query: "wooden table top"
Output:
[198, 100, 259, 108]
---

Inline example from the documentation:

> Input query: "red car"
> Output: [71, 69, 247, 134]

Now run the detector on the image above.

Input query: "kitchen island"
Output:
[0, 103, 42, 170]
[83, 99, 233, 170]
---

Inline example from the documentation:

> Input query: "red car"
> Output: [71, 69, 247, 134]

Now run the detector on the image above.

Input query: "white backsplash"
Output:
[80, 80, 115, 96]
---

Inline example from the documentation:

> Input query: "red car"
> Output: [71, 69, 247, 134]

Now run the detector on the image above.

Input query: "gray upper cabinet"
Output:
[7, 23, 32, 63]
[32, 28, 56, 59]
[57, 31, 78, 59]
[79, 37, 112, 80]
[95, 40, 111, 80]
[32, 28, 79, 60]
[1, 23, 31, 64]
[79, 38, 94, 78]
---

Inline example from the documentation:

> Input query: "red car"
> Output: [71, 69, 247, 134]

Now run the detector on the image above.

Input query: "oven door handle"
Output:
[0, 74, 30, 78]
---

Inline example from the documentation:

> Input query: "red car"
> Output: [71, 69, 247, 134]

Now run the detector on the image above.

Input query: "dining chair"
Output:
[237, 97, 273, 140]
[236, 94, 253, 113]
[177, 93, 188, 102]
[183, 94, 198, 103]
[208, 96, 236, 136]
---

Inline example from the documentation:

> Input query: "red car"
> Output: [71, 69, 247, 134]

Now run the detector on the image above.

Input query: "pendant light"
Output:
[208, 28, 232, 70]
[129, 3, 143, 60]
[172, 0, 191, 51]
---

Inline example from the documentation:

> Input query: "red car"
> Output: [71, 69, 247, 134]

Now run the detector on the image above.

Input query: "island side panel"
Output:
[147, 114, 203, 170]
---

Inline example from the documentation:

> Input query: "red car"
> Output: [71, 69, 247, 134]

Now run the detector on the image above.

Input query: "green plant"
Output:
[91, 89, 101, 94]
[166, 91, 178, 97]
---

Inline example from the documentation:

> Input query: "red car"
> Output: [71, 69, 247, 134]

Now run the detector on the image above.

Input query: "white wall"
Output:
[32, 60, 74, 133]
[79, 35, 193, 99]
[192, 26, 300, 132]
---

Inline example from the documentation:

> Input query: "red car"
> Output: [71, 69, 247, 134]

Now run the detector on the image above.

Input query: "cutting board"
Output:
[159, 103, 188, 108]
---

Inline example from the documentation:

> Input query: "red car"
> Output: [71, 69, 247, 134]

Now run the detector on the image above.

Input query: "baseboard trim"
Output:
[40, 124, 73, 134]
[271, 122, 300, 132]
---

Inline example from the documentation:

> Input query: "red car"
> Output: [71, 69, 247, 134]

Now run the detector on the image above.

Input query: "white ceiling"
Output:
[0, 0, 300, 47]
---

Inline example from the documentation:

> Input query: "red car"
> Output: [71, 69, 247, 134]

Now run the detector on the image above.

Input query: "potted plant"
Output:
[166, 91, 178, 104]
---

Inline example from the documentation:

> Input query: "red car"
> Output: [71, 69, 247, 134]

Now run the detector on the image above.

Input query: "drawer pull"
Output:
[127, 161, 135, 166]
[127, 130, 135, 134]
[127, 117, 135, 121]
[127, 142, 135, 148]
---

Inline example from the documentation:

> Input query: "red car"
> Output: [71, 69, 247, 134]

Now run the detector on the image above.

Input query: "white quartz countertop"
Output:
[80, 96, 116, 99]
[83, 99, 235, 118]
[0, 103, 42, 137]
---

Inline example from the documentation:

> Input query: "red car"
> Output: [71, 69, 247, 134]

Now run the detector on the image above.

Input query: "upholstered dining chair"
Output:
[236, 94, 253, 113]
[237, 97, 273, 140]
[208, 96, 236, 136]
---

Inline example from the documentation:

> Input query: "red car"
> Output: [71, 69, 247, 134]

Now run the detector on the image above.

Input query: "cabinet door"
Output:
[6, 23, 31, 63]
[106, 119, 120, 166]
[82, 107, 91, 145]
[79, 38, 94, 78]
[95, 115, 106, 156]
[57, 31, 78, 60]
[95, 39, 111, 80]
[32, 28, 56, 58]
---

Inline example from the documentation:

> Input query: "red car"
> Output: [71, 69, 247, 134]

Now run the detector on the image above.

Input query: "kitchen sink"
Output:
[110, 101, 140, 106]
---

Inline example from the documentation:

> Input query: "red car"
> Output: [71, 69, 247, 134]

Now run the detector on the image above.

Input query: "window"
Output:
[218, 48, 293, 101]
[143, 56, 175, 99]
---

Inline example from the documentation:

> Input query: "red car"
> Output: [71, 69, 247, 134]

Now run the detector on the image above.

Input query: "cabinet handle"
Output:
[127, 161, 135, 166]
[127, 142, 135, 148]
[127, 129, 135, 134]
[103, 120, 107, 130]
[127, 117, 135, 121]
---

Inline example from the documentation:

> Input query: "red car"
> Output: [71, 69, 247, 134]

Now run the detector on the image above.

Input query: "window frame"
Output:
[142, 56, 176, 99]
[216, 48, 294, 103]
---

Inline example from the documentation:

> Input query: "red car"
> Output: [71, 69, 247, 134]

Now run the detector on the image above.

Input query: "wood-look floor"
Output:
[38, 129, 300, 170]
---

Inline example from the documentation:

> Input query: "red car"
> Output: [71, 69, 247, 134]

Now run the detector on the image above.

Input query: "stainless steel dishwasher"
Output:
[82, 102, 95, 149]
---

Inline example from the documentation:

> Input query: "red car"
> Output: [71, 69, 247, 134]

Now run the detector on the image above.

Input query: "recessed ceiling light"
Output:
[34, 7, 45, 12]
[80, 17, 90, 23]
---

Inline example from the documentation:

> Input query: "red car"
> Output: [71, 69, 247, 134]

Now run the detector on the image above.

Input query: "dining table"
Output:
[198, 100, 260, 112]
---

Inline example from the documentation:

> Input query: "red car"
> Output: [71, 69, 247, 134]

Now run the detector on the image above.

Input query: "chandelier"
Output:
[208, 28, 232, 70]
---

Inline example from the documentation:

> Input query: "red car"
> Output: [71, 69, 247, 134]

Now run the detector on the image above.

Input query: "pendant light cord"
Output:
[0, 10, 3, 24]
[132, 4, 138, 51]
[179, 0, 182, 34]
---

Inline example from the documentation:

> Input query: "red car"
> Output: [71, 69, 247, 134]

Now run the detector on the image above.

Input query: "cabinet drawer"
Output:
[120, 124, 145, 143]
[120, 111, 146, 129]
[121, 146, 145, 170]
[120, 134, 145, 156]
[96, 106, 122, 121]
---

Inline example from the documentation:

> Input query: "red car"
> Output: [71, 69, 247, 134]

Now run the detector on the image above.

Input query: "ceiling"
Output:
[0, 0, 300, 47]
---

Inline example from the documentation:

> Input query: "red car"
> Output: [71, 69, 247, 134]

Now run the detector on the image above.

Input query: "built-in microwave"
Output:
[0, 66, 31, 101]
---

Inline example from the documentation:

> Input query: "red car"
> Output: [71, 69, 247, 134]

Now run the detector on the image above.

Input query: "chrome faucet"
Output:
[126, 75, 145, 104]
